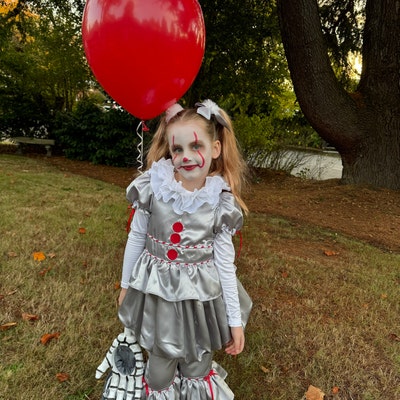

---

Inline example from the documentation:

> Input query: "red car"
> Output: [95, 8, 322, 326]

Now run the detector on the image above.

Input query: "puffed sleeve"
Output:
[126, 171, 153, 212]
[214, 191, 243, 235]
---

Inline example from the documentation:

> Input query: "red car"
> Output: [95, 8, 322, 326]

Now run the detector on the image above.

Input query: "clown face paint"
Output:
[167, 121, 221, 191]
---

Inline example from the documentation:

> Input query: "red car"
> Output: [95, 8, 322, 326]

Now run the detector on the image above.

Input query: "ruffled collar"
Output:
[149, 158, 230, 215]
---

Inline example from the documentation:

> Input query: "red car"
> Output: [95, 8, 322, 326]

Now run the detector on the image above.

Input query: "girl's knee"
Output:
[179, 353, 213, 379]
[145, 354, 178, 391]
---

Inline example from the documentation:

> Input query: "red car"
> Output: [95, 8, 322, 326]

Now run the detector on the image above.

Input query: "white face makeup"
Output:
[167, 121, 221, 191]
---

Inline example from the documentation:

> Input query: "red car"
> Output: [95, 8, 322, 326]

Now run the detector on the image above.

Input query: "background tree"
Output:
[277, 0, 400, 189]
[186, 0, 285, 115]
[186, 0, 318, 159]
[1, 0, 321, 167]
[0, 0, 90, 137]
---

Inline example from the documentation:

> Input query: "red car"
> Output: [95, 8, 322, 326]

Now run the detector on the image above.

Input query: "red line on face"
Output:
[193, 131, 205, 168]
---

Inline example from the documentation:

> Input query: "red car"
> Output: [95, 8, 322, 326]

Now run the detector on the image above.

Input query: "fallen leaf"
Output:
[56, 372, 70, 382]
[323, 250, 339, 256]
[388, 333, 400, 342]
[78, 227, 86, 234]
[114, 281, 121, 290]
[332, 386, 340, 394]
[281, 271, 289, 278]
[305, 385, 325, 400]
[22, 313, 39, 321]
[0, 322, 17, 331]
[33, 251, 46, 261]
[39, 267, 52, 276]
[47, 253, 56, 259]
[260, 365, 269, 373]
[8, 251, 18, 258]
[40, 332, 60, 345]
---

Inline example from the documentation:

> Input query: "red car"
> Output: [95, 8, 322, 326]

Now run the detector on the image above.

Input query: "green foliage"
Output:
[233, 110, 322, 170]
[53, 99, 143, 167]
[276, 111, 323, 149]
[233, 112, 276, 161]
[0, 0, 92, 138]
[0, 0, 322, 161]
[319, 0, 365, 86]
[186, 0, 288, 117]
[0, 23, 55, 137]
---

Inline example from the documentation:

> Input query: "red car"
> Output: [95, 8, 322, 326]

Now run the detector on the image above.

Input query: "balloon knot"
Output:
[142, 121, 150, 132]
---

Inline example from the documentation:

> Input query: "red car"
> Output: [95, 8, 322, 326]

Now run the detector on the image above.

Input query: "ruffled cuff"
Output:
[126, 172, 153, 211]
[132, 201, 151, 217]
[214, 191, 243, 235]
[142, 362, 234, 399]
[221, 223, 237, 236]
[180, 361, 234, 400]
[144, 374, 180, 399]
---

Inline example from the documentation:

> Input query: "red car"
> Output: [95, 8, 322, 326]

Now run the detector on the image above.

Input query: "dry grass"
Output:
[222, 215, 400, 399]
[1, 155, 126, 399]
[1, 155, 399, 400]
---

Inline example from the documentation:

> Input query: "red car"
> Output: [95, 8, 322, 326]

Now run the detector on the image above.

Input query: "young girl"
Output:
[118, 99, 251, 399]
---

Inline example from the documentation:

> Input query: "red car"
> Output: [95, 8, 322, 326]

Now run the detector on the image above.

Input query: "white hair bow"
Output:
[165, 103, 184, 123]
[195, 99, 229, 129]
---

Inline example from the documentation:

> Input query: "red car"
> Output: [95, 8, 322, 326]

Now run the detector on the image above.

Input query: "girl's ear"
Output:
[212, 140, 221, 159]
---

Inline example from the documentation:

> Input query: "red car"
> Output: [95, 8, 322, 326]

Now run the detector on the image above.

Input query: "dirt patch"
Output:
[246, 169, 400, 253]
[23, 154, 400, 254]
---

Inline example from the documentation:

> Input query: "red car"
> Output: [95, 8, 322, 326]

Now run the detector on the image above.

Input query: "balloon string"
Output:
[136, 120, 148, 174]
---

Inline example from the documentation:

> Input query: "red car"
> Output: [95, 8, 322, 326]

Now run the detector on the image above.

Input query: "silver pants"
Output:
[145, 352, 213, 391]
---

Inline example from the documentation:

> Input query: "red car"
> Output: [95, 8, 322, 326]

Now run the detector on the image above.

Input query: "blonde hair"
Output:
[146, 105, 249, 213]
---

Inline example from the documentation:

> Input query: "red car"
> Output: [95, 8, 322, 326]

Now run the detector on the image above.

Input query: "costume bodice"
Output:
[125, 158, 243, 302]
[146, 196, 215, 265]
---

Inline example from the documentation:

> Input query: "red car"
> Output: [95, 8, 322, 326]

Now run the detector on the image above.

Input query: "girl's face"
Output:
[167, 121, 221, 191]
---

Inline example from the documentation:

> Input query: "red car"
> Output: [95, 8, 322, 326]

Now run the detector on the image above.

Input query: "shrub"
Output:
[233, 112, 277, 166]
[54, 99, 146, 167]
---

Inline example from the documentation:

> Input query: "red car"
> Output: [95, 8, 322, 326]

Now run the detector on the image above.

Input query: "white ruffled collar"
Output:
[149, 158, 230, 215]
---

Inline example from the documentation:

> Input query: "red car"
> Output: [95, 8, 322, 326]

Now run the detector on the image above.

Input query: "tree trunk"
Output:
[277, 0, 400, 189]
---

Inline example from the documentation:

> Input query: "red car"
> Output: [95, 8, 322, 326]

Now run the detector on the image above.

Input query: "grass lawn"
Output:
[1, 154, 399, 399]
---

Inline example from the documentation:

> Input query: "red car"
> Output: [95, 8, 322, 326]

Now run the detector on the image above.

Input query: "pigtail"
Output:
[146, 117, 170, 168]
[213, 110, 249, 214]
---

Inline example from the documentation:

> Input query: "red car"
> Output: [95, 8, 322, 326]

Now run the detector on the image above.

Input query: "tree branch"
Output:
[277, 0, 361, 150]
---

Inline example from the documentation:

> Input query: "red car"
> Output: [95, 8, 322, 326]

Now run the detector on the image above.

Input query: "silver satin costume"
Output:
[118, 159, 251, 399]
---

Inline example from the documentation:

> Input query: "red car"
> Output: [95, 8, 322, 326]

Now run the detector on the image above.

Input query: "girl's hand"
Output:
[225, 326, 245, 355]
[118, 288, 127, 306]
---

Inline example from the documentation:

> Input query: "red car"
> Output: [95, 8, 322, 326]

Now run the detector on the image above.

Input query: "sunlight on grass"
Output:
[1, 155, 399, 400]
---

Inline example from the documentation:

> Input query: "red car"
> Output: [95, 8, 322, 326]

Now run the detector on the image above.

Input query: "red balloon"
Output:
[82, 0, 205, 120]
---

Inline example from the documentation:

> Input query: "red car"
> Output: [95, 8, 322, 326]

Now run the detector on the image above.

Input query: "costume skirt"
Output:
[118, 287, 232, 363]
